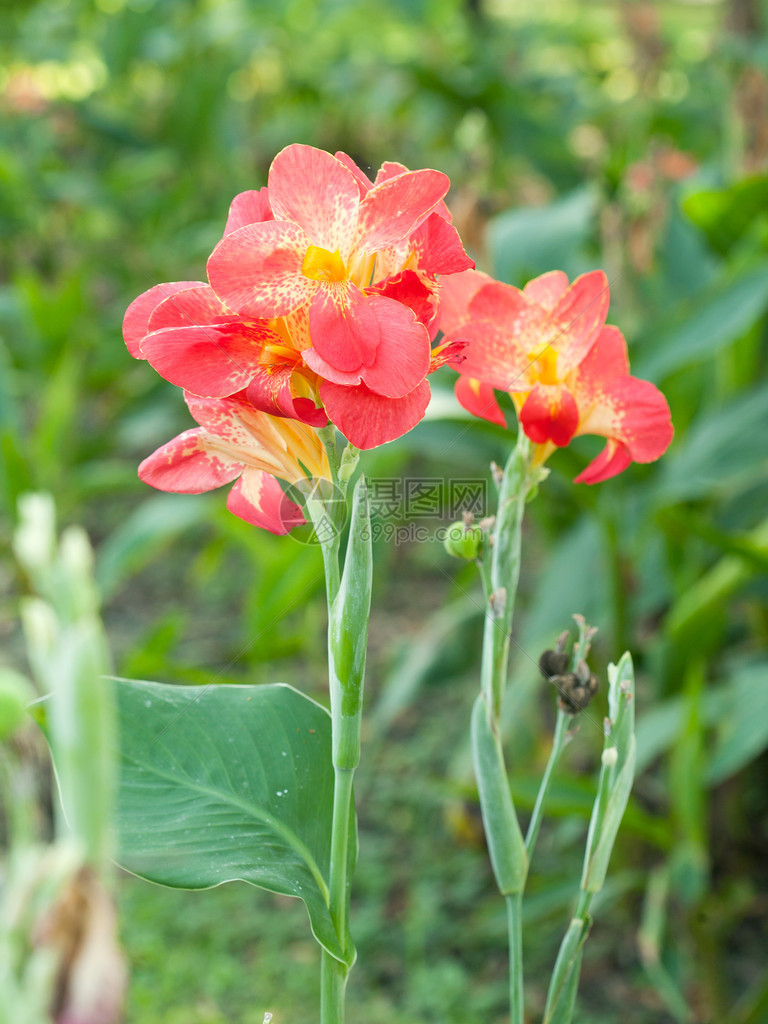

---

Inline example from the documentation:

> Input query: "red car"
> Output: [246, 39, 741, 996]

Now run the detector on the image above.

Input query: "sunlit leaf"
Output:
[113, 678, 351, 964]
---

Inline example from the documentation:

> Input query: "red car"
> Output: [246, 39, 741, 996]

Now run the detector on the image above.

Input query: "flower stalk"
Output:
[472, 432, 540, 1024]
[309, 468, 372, 1024]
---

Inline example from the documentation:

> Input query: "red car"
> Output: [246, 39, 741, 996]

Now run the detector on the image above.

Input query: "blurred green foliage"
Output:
[2, 0, 768, 1021]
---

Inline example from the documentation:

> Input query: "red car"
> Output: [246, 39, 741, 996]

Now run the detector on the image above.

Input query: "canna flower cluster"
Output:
[439, 268, 673, 482]
[126, 144, 473, 532]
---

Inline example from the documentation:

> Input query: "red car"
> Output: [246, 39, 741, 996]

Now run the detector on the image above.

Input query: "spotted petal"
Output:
[548, 270, 610, 374]
[307, 283, 381, 372]
[356, 169, 449, 251]
[140, 320, 276, 397]
[138, 428, 243, 493]
[268, 144, 361, 258]
[224, 188, 273, 235]
[123, 281, 203, 358]
[207, 221, 314, 319]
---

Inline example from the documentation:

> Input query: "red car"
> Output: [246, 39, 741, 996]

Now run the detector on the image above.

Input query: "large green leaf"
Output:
[113, 678, 351, 964]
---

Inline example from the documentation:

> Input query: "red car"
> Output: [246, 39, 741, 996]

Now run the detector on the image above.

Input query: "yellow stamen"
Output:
[301, 245, 347, 283]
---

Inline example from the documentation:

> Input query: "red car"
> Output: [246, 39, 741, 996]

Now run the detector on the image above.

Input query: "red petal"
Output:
[522, 270, 569, 310]
[224, 188, 273, 235]
[437, 268, 494, 334]
[574, 325, 630, 390]
[320, 379, 431, 448]
[357, 169, 450, 250]
[520, 384, 579, 447]
[138, 428, 243, 493]
[574, 439, 632, 485]
[408, 213, 475, 276]
[226, 470, 305, 533]
[123, 281, 202, 358]
[141, 320, 275, 396]
[374, 161, 409, 184]
[207, 221, 313, 318]
[443, 319, 532, 392]
[549, 270, 610, 374]
[334, 151, 374, 195]
[455, 376, 507, 428]
[307, 283, 380, 372]
[304, 295, 430, 398]
[246, 365, 327, 427]
[577, 375, 673, 463]
[268, 144, 360, 256]
[147, 284, 229, 332]
[360, 296, 431, 398]
[368, 269, 439, 336]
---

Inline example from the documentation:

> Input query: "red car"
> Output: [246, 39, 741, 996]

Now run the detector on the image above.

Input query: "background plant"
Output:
[2, 1, 767, 1021]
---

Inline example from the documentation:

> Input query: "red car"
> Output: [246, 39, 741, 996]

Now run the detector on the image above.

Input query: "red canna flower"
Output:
[138, 391, 331, 534]
[124, 144, 474, 452]
[439, 269, 673, 483]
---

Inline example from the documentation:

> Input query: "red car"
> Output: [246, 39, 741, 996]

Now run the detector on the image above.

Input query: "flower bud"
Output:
[443, 521, 483, 560]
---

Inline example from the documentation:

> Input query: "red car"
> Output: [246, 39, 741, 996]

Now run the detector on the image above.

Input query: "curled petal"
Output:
[246, 365, 327, 427]
[334, 151, 374, 195]
[138, 428, 243, 493]
[574, 439, 633, 485]
[147, 285, 229, 332]
[307, 283, 381, 372]
[207, 221, 313, 319]
[227, 470, 305, 534]
[357, 169, 449, 251]
[577, 375, 674, 464]
[320, 379, 431, 449]
[141, 320, 276, 397]
[268, 144, 360, 257]
[123, 281, 202, 358]
[224, 188, 273, 235]
[455, 376, 506, 428]
[520, 383, 579, 447]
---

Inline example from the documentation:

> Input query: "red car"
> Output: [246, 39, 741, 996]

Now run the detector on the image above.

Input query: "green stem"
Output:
[321, 761, 356, 1023]
[472, 434, 537, 1024]
[525, 709, 569, 858]
[506, 892, 524, 1024]
[310, 472, 371, 1024]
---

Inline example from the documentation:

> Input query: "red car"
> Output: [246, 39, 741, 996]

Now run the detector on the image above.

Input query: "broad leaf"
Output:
[113, 678, 351, 964]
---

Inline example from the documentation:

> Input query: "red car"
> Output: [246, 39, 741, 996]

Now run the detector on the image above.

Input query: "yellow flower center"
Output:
[527, 345, 560, 386]
[301, 245, 347, 283]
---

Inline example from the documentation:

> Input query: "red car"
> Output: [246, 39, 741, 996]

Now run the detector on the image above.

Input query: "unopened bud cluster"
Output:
[538, 622, 600, 715]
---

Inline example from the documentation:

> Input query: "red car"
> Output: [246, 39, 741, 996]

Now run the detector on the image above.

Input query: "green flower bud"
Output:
[443, 521, 483, 560]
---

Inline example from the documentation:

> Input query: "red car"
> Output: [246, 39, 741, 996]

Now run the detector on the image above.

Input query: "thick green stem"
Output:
[310, 474, 371, 1024]
[506, 892, 524, 1024]
[525, 709, 570, 858]
[472, 434, 537, 1024]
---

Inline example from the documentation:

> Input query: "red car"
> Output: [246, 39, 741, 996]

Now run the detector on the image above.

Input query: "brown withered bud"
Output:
[539, 648, 599, 715]
[539, 649, 569, 679]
